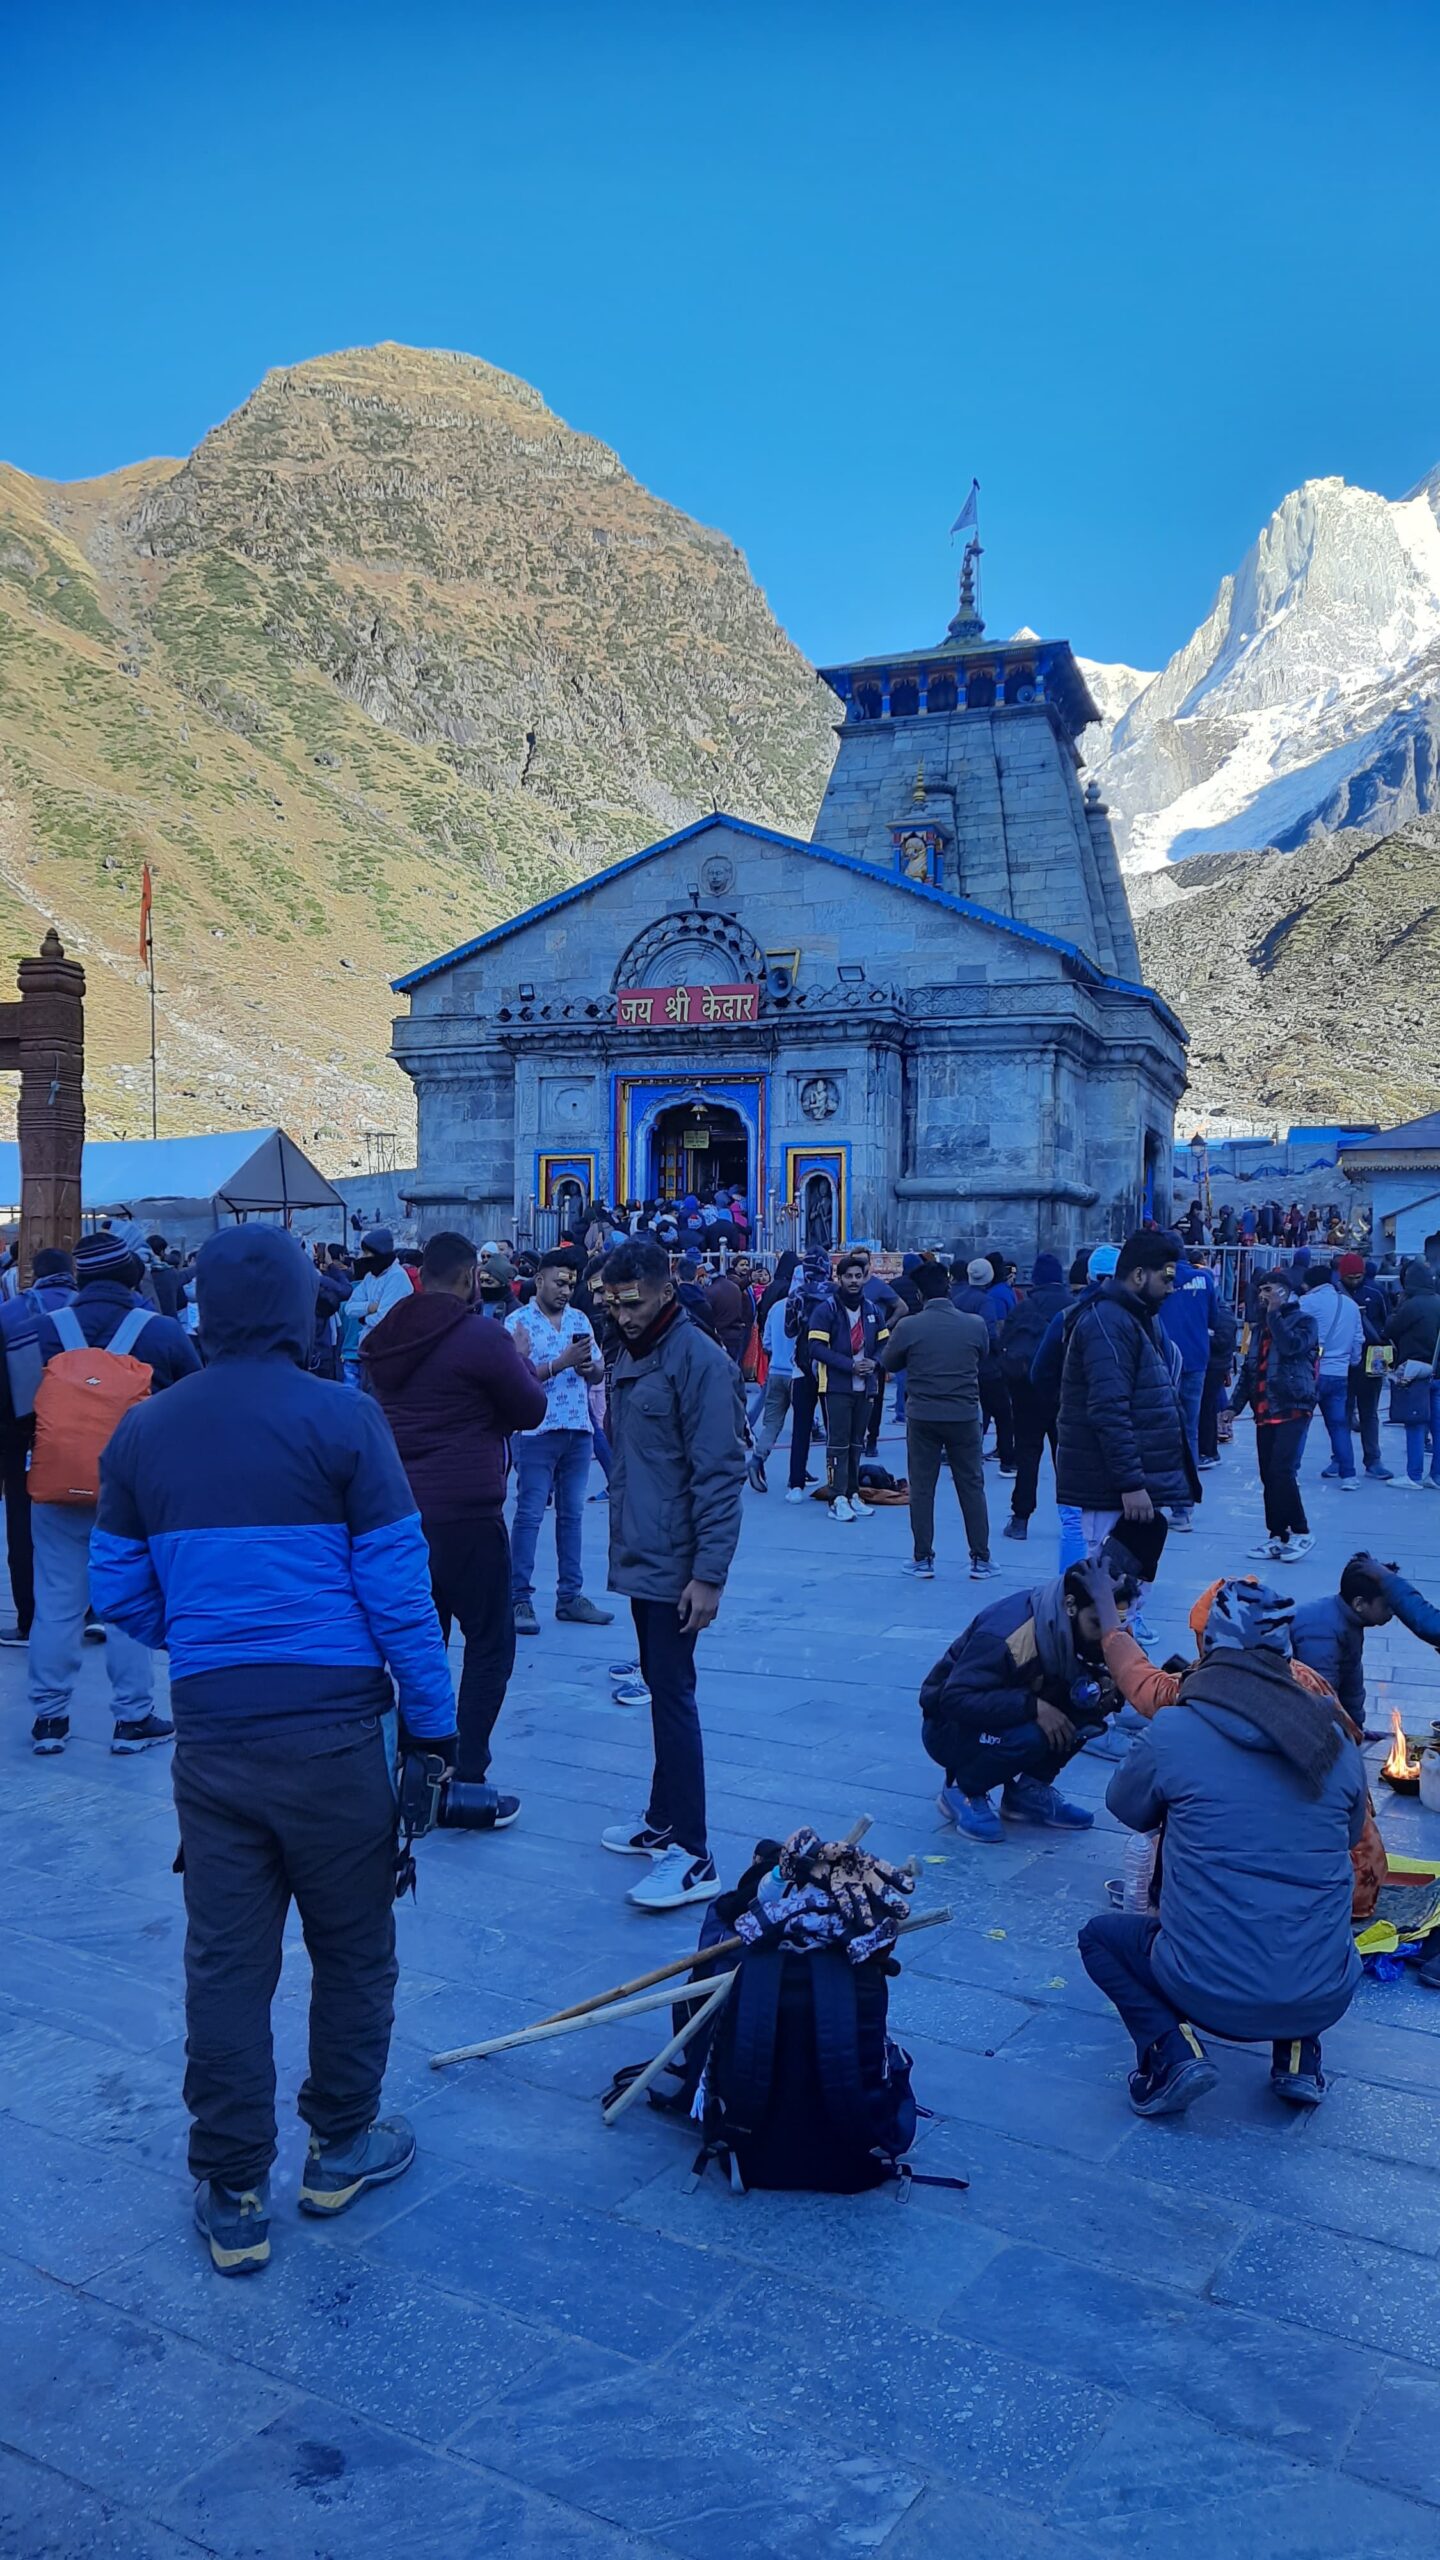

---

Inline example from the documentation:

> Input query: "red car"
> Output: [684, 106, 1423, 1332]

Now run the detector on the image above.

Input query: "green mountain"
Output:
[0, 344, 835, 1161]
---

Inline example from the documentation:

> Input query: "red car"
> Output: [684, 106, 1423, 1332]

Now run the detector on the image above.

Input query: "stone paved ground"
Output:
[4, 1416, 1440, 2557]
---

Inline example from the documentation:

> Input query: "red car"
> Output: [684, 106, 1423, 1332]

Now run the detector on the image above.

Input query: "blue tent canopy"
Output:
[0, 1128, 342, 1217]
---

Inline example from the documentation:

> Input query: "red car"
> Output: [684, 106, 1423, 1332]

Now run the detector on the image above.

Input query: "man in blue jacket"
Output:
[1291, 1557, 1394, 1721]
[91, 1228, 457, 2277]
[1080, 1579, 1366, 2114]
[1158, 1249, 1217, 1529]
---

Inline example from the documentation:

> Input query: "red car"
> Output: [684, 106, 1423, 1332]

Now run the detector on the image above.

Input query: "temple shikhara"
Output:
[394, 549, 1187, 1254]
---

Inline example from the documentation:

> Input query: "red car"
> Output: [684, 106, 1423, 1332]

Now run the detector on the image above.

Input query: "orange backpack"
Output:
[29, 1306, 154, 1507]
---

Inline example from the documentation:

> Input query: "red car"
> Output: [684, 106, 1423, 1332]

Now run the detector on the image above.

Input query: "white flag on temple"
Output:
[949, 481, 979, 536]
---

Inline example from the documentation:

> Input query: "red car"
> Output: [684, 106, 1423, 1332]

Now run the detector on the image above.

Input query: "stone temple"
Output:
[393, 566, 1187, 1258]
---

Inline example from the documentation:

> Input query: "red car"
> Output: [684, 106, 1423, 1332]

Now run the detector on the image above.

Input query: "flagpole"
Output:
[147, 908, 157, 1141]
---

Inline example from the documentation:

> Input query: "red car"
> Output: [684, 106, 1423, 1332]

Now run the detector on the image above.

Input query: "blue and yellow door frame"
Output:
[785, 1144, 849, 1243]
[613, 1074, 768, 1206]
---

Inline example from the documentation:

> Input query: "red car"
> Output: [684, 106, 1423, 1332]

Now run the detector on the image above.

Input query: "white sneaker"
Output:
[784, 1487, 805, 1505]
[1394, 1476, 1428, 1491]
[1247, 1537, 1284, 1559]
[627, 1846, 721, 1911]
[1272, 1534, 1316, 1562]
[830, 1497, 855, 1522]
[850, 1498, 876, 1520]
[601, 1820, 671, 1857]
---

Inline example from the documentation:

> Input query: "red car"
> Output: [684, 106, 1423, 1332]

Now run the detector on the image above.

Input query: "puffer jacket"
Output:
[607, 1306, 746, 1600]
[1387, 1264, 1440, 1367]
[1055, 1278, 1197, 1510]
[1291, 1593, 1368, 1722]
[1107, 1680, 1366, 2040]
[1231, 1299, 1319, 1422]
[919, 1581, 1098, 1769]
[90, 1227, 455, 1743]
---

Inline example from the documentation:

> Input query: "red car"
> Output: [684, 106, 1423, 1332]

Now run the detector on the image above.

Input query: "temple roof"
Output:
[392, 812, 1185, 1040]
[816, 635, 1100, 736]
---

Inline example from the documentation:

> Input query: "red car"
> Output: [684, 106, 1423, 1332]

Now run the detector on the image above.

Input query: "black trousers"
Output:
[1198, 1363, 1225, 1462]
[172, 1718, 398, 2188]
[1258, 1418, 1309, 1539]
[863, 1373, 887, 1453]
[631, 1596, 706, 1856]
[424, 1512, 513, 1781]
[981, 1375, 1015, 1470]
[1349, 1367, 1383, 1470]
[1008, 1381, 1056, 1521]
[825, 1390, 868, 1501]
[787, 1368, 821, 1490]
[1, 1417, 35, 1635]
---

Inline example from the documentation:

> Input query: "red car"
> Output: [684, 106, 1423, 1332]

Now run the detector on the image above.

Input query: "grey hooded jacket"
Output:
[1106, 1690, 1366, 2041]
[607, 1309, 746, 1601]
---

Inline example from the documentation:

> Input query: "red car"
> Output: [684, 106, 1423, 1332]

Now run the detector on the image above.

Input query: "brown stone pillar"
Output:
[15, 930, 86, 1276]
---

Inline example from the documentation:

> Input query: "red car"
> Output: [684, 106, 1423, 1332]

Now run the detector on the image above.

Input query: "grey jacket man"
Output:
[1107, 1691, 1366, 2041]
[607, 1310, 746, 1601]
[879, 1301, 987, 1420]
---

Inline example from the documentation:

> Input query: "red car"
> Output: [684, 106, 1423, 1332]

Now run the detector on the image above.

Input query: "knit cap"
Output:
[74, 1230, 135, 1281]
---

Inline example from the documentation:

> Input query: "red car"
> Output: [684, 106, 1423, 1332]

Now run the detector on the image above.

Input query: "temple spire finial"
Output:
[948, 536, 985, 641]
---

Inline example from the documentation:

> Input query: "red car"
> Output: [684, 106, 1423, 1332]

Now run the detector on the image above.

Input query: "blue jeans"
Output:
[510, 1428, 593, 1603]
[1317, 1374, 1357, 1478]
[1404, 1381, 1440, 1484]
[28, 1501, 154, 1723]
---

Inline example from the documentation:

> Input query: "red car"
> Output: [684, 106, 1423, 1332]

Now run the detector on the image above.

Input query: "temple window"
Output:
[965, 670, 996, 709]
[927, 670, 958, 714]
[854, 681, 882, 722]
[1003, 663, 1037, 705]
[890, 676, 919, 719]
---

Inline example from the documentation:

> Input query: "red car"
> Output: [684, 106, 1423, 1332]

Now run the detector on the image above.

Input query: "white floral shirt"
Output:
[505, 1302, 599, 1433]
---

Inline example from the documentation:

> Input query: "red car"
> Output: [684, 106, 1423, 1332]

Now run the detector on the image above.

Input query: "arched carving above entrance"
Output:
[612, 908, 765, 995]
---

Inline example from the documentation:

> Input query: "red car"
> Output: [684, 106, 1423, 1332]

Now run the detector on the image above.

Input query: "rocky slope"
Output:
[0, 345, 835, 1157]
[1132, 813, 1440, 1126]
[1084, 470, 1440, 871]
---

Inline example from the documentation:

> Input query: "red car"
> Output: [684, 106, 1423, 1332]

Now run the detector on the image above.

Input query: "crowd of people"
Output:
[2, 1199, 1437, 2273]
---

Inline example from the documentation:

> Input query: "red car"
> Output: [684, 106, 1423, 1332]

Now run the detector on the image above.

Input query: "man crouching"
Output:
[1078, 1577, 1367, 2118]
[920, 1566, 1132, 1841]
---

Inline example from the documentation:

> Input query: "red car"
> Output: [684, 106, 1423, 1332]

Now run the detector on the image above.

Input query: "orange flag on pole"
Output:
[138, 861, 153, 963]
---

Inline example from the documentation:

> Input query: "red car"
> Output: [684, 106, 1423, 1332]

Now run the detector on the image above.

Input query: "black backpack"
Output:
[695, 1943, 922, 2193]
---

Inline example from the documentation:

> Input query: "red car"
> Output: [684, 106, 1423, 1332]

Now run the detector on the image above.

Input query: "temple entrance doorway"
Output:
[649, 1099, 749, 1205]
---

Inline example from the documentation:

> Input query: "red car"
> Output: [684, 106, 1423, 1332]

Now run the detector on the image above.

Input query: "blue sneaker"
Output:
[1365, 1464, 1394, 1482]
[1271, 2037, 1326, 2107]
[938, 1785, 1003, 1842]
[902, 1556, 936, 1579]
[297, 2116, 416, 2217]
[194, 2176, 270, 2275]
[1001, 1775, 1094, 1829]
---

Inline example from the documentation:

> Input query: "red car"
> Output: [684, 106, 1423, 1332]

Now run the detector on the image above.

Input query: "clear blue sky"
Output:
[5, 0, 1438, 670]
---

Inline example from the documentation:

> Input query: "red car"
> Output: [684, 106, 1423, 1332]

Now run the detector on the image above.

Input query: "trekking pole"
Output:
[428, 1974, 735, 2070]
[477, 1815, 877, 2041]
[600, 1973, 736, 2127]
[428, 1908, 952, 2068]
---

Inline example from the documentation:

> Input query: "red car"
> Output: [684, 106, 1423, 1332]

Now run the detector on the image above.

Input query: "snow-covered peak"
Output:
[1088, 465, 1440, 869]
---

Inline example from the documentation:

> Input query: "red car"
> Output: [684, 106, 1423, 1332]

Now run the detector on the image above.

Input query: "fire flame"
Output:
[1383, 1709, 1421, 1783]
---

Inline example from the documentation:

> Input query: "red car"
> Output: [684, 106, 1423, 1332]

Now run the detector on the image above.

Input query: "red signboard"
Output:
[615, 982, 759, 1028]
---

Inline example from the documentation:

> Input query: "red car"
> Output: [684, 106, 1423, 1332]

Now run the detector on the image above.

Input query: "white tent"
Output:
[0, 1128, 343, 1228]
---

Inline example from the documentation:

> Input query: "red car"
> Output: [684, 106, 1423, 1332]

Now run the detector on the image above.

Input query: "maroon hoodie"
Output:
[362, 1292, 548, 1521]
